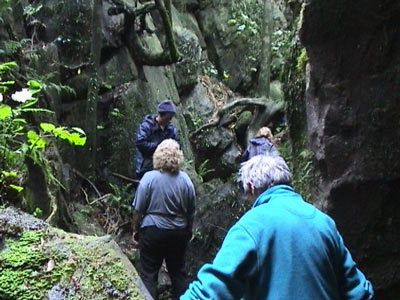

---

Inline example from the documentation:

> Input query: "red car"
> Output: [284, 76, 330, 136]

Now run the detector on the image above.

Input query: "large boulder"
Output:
[186, 181, 248, 275]
[300, 1, 400, 298]
[0, 206, 150, 300]
[196, 0, 261, 91]
[171, 7, 203, 92]
[191, 126, 241, 180]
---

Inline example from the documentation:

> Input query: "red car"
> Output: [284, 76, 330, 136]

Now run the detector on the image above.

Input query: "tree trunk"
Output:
[83, 0, 103, 177]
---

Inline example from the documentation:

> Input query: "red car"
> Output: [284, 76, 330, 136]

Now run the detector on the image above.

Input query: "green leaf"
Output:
[1, 170, 17, 178]
[0, 104, 12, 119]
[68, 132, 86, 146]
[27, 130, 48, 149]
[27, 80, 41, 90]
[9, 184, 24, 192]
[40, 122, 55, 132]
[0, 80, 15, 85]
[20, 108, 54, 114]
[19, 98, 38, 108]
[11, 118, 27, 124]
[0, 61, 17, 74]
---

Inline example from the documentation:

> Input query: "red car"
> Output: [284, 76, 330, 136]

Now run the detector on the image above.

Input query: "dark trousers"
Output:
[139, 226, 189, 300]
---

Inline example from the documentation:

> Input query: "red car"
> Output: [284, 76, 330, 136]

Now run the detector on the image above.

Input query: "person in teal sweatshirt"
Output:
[181, 155, 373, 300]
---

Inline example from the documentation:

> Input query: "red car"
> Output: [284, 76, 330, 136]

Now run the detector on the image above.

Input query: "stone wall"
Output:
[300, 1, 400, 298]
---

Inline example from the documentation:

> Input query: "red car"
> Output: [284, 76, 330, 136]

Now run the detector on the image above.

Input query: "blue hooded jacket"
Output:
[241, 137, 279, 162]
[181, 185, 373, 300]
[135, 114, 178, 176]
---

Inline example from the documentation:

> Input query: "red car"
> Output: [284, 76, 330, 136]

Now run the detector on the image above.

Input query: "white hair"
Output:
[239, 155, 291, 192]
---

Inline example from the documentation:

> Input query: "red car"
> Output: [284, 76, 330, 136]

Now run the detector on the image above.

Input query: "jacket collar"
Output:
[252, 184, 294, 208]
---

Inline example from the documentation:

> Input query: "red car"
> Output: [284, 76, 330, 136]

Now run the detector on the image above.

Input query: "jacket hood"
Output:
[250, 136, 270, 146]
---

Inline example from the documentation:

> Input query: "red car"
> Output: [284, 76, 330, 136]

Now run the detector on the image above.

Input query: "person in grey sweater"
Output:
[132, 139, 196, 299]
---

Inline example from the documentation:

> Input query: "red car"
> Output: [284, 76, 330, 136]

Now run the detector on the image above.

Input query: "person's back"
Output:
[181, 155, 373, 300]
[241, 127, 279, 162]
[137, 169, 195, 230]
[236, 185, 371, 299]
[241, 137, 278, 161]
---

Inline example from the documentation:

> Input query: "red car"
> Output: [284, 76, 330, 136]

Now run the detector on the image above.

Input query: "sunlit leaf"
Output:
[9, 184, 24, 192]
[27, 80, 41, 90]
[0, 80, 15, 85]
[0, 61, 17, 74]
[27, 130, 47, 149]
[1, 170, 17, 178]
[40, 122, 55, 132]
[0, 104, 12, 119]
[68, 132, 86, 146]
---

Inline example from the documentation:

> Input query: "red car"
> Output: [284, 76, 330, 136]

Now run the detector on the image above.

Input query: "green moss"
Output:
[0, 230, 70, 300]
[296, 48, 308, 74]
[0, 229, 143, 300]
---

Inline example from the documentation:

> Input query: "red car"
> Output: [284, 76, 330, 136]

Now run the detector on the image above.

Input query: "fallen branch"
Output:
[89, 193, 112, 206]
[111, 172, 139, 184]
[190, 97, 270, 138]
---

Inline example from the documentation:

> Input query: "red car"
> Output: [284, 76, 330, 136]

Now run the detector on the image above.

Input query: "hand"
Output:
[132, 231, 139, 248]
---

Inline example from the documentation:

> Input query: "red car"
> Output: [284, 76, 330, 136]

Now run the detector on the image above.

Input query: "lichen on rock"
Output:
[0, 207, 147, 300]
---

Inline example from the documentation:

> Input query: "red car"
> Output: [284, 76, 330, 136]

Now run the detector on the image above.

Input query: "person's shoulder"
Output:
[141, 170, 160, 181]
[178, 170, 192, 180]
[139, 114, 155, 124]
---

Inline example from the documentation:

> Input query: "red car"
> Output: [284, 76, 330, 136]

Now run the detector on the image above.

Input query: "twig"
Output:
[89, 193, 112, 206]
[208, 223, 227, 233]
[72, 168, 101, 198]
[111, 172, 139, 184]
[80, 187, 89, 204]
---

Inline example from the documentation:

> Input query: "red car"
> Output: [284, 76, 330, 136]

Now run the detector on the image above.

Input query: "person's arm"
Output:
[336, 232, 374, 299]
[131, 210, 143, 245]
[135, 119, 158, 155]
[186, 180, 196, 240]
[131, 178, 149, 244]
[172, 126, 179, 142]
[240, 148, 250, 163]
[181, 223, 258, 300]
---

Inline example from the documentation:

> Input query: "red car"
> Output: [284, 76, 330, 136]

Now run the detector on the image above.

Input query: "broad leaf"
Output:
[0, 104, 12, 119]
[27, 80, 41, 90]
[68, 132, 86, 146]
[27, 130, 47, 149]
[40, 122, 55, 132]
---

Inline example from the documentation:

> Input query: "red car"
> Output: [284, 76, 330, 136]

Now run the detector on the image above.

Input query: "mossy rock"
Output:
[0, 207, 148, 300]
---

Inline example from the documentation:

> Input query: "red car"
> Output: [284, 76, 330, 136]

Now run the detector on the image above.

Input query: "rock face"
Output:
[0, 207, 151, 300]
[300, 1, 400, 298]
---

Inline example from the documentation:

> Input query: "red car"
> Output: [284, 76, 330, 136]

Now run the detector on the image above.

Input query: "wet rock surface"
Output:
[0, 207, 47, 236]
[301, 1, 400, 298]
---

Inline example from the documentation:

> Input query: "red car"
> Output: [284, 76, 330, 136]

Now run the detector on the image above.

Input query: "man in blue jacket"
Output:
[181, 155, 374, 300]
[135, 99, 179, 179]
